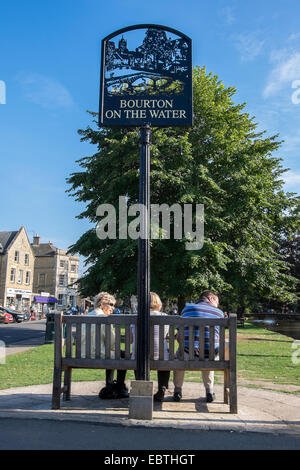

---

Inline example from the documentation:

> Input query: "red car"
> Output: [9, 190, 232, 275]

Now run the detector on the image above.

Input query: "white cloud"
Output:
[288, 32, 300, 42]
[263, 51, 300, 98]
[17, 73, 75, 109]
[282, 170, 300, 187]
[233, 32, 265, 62]
[219, 6, 236, 26]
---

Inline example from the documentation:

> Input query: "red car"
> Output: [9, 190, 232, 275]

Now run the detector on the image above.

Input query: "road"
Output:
[0, 418, 299, 450]
[0, 319, 46, 354]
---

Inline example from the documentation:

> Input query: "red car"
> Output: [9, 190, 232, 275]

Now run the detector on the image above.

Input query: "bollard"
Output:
[45, 313, 55, 344]
[128, 380, 153, 420]
[30, 311, 36, 321]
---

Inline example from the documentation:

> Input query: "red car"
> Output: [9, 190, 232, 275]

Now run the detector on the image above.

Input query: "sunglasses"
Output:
[104, 302, 115, 307]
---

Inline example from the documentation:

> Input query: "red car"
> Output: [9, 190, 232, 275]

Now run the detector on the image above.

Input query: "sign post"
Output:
[99, 24, 193, 384]
[136, 124, 151, 380]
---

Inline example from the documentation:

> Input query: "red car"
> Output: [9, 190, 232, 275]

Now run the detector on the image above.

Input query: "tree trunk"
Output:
[237, 305, 245, 318]
[177, 295, 186, 315]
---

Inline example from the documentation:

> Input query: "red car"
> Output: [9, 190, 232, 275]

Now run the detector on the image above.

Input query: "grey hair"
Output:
[94, 292, 116, 309]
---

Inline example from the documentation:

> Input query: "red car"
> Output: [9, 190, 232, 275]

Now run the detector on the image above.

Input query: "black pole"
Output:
[136, 124, 151, 381]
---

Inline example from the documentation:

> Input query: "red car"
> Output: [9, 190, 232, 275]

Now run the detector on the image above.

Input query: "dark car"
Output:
[0, 307, 26, 323]
[0, 310, 6, 323]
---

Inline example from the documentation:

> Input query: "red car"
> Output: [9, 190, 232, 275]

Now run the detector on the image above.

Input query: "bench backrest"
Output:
[54, 313, 236, 371]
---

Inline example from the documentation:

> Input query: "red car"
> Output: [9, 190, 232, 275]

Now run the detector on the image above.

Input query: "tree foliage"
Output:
[67, 67, 300, 312]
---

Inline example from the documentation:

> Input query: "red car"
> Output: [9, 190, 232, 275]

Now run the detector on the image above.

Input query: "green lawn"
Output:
[0, 323, 299, 392]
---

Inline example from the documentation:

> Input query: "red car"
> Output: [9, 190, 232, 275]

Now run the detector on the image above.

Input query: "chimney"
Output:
[33, 234, 40, 245]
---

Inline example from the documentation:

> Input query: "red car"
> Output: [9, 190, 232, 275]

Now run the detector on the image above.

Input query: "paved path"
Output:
[0, 381, 299, 438]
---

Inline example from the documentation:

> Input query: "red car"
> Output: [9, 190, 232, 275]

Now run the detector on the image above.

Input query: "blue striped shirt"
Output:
[181, 301, 224, 355]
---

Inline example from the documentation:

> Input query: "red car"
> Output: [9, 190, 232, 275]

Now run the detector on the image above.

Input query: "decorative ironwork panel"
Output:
[99, 24, 193, 127]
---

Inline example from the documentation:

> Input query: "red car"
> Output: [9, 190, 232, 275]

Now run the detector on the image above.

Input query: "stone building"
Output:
[31, 235, 79, 311]
[0, 227, 35, 310]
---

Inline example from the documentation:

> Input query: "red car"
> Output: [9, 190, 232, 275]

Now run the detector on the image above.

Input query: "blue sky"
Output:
[1, 0, 300, 273]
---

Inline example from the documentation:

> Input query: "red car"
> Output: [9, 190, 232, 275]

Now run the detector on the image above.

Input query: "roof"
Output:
[31, 243, 57, 257]
[0, 231, 18, 254]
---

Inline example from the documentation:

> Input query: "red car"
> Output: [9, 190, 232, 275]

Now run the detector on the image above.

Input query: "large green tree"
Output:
[67, 67, 300, 312]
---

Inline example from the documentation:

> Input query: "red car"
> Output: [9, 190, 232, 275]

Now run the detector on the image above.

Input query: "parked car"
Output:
[0, 310, 6, 323]
[4, 312, 14, 323]
[0, 307, 26, 323]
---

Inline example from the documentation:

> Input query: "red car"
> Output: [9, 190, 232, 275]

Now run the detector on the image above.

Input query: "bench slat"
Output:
[125, 324, 131, 360]
[63, 315, 228, 327]
[150, 360, 230, 370]
[86, 323, 91, 359]
[169, 325, 174, 360]
[189, 326, 194, 360]
[150, 324, 154, 360]
[105, 324, 111, 359]
[115, 324, 121, 360]
[199, 326, 205, 360]
[178, 325, 184, 360]
[95, 324, 101, 359]
[219, 326, 225, 361]
[65, 322, 72, 358]
[159, 324, 165, 360]
[75, 323, 82, 359]
[209, 326, 215, 360]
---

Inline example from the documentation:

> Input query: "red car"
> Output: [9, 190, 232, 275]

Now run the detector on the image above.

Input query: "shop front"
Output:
[6, 288, 32, 311]
[33, 295, 58, 315]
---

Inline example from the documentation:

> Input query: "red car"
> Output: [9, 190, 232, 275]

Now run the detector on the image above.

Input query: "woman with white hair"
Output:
[83, 291, 128, 399]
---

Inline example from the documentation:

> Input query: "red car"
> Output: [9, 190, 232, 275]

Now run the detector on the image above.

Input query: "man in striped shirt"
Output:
[173, 290, 224, 403]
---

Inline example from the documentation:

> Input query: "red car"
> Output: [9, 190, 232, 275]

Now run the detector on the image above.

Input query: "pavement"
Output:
[0, 380, 300, 437]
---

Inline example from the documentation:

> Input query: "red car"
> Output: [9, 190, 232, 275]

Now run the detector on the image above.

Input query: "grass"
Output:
[0, 323, 299, 392]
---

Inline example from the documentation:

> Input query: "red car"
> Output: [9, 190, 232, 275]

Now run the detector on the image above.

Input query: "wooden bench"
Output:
[52, 313, 237, 413]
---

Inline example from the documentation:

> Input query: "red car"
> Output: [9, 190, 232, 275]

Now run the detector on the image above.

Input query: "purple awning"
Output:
[34, 296, 58, 303]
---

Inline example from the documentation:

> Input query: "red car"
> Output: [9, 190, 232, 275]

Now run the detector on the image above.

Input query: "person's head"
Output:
[150, 292, 162, 312]
[198, 290, 219, 308]
[94, 292, 116, 316]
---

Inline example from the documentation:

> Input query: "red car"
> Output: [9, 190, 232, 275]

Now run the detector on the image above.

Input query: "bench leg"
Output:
[224, 369, 229, 405]
[63, 368, 72, 401]
[52, 365, 62, 409]
[229, 370, 238, 414]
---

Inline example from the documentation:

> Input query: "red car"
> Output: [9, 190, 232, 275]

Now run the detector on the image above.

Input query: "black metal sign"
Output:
[99, 24, 193, 127]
